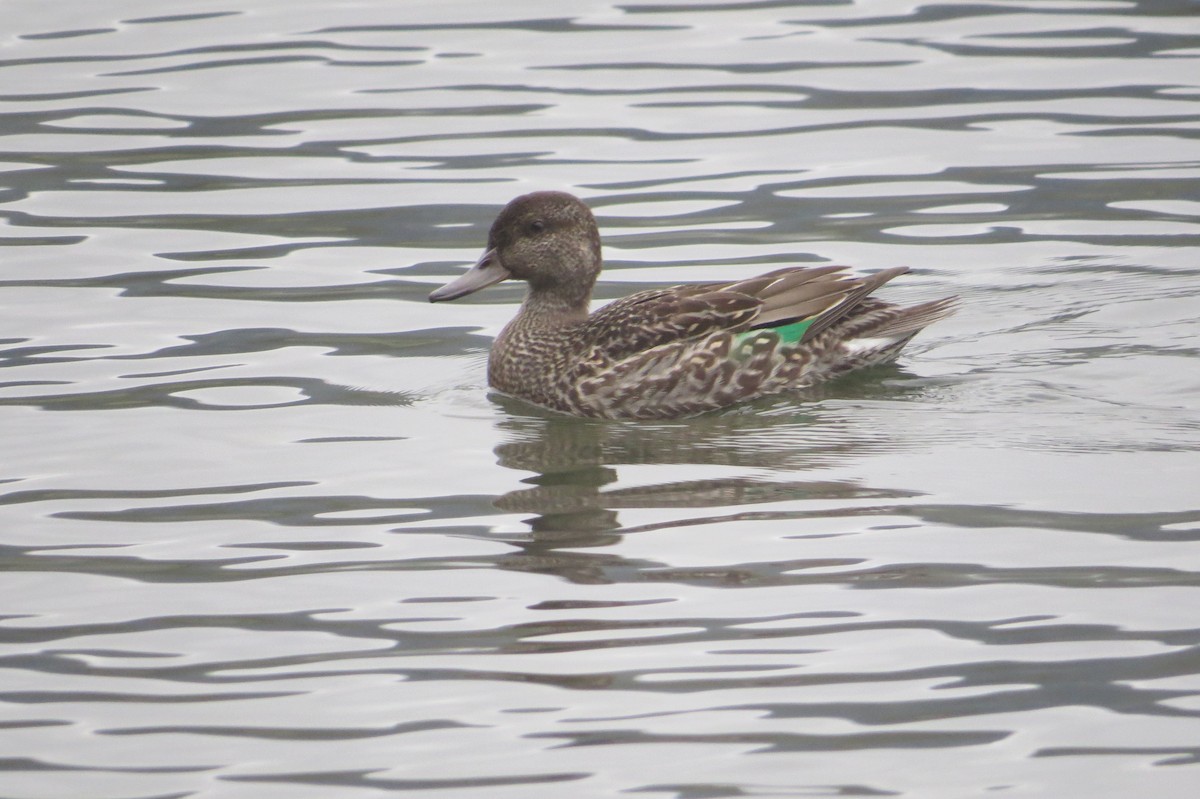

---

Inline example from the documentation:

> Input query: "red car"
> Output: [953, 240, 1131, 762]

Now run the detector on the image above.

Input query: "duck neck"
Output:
[518, 286, 590, 327]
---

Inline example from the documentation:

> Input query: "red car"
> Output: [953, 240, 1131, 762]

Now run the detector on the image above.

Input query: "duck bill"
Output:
[428, 249, 512, 302]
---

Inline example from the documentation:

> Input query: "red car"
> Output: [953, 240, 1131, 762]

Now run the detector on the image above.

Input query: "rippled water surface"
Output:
[4, 1, 1200, 797]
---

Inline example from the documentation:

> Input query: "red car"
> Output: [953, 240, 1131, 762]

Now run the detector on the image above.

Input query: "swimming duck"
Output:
[429, 191, 955, 420]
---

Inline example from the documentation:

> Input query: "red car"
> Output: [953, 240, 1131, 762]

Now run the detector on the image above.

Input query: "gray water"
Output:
[3, 1, 1200, 797]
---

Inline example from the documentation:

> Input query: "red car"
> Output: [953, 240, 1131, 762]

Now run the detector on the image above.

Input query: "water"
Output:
[3, 1, 1200, 797]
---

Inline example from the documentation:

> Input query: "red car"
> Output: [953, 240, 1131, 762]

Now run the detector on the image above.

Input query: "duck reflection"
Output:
[490, 373, 925, 538]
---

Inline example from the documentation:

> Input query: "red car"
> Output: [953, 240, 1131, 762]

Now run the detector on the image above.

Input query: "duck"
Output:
[429, 191, 956, 420]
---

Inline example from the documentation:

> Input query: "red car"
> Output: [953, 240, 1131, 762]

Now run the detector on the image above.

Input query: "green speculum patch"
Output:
[769, 318, 814, 345]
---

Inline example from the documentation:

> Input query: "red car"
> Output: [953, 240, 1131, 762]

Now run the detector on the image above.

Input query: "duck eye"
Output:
[528, 219, 546, 234]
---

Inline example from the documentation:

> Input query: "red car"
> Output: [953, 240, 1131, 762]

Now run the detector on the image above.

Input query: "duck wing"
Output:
[725, 265, 912, 342]
[582, 265, 909, 358]
[578, 284, 762, 363]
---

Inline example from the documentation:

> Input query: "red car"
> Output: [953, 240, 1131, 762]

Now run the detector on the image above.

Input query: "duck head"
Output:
[428, 191, 603, 309]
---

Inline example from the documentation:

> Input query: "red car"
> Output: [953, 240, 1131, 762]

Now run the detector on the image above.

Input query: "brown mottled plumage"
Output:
[429, 191, 956, 420]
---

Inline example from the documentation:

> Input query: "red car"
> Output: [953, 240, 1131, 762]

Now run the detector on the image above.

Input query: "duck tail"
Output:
[836, 295, 959, 365]
[865, 296, 959, 340]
